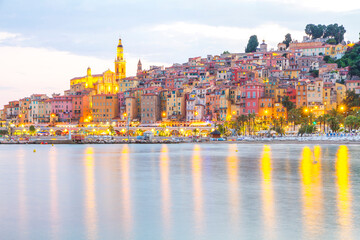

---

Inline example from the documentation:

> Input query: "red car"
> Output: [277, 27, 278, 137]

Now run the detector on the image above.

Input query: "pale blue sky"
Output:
[0, 0, 359, 106]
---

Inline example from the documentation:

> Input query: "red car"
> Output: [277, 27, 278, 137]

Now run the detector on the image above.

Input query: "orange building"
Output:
[296, 81, 308, 108]
[92, 94, 119, 123]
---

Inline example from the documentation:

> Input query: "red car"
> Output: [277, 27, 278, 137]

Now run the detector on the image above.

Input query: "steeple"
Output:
[116, 38, 124, 61]
[137, 59, 142, 72]
[115, 38, 126, 80]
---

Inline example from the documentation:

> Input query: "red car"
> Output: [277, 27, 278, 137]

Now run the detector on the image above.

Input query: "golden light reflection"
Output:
[121, 145, 132, 239]
[260, 145, 275, 239]
[160, 144, 171, 237]
[84, 147, 97, 240]
[336, 145, 353, 239]
[300, 146, 323, 238]
[192, 144, 204, 236]
[49, 147, 59, 239]
[226, 144, 240, 233]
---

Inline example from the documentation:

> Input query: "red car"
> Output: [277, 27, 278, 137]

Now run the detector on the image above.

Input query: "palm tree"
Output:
[288, 108, 301, 131]
[279, 116, 285, 128]
[344, 115, 358, 132]
[248, 113, 256, 135]
[316, 114, 326, 133]
[327, 116, 340, 132]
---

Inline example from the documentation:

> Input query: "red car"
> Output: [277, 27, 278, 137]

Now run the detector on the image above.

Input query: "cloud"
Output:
[148, 22, 304, 52]
[0, 32, 19, 42]
[238, 0, 360, 12]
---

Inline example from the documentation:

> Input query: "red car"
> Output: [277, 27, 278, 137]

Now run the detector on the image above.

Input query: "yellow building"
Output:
[166, 89, 186, 121]
[283, 69, 300, 79]
[118, 77, 139, 93]
[335, 83, 346, 105]
[70, 38, 126, 95]
[325, 44, 347, 58]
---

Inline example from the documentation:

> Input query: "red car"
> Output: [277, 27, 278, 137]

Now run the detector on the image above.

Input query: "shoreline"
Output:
[1, 139, 360, 145]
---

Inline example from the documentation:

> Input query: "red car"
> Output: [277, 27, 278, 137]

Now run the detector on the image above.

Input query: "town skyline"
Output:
[1, 26, 360, 137]
[1, 0, 360, 106]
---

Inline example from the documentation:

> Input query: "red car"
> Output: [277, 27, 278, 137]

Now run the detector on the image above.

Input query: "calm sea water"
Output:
[0, 143, 359, 240]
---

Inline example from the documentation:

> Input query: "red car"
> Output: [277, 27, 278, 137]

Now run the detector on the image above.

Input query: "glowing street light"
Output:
[162, 112, 166, 117]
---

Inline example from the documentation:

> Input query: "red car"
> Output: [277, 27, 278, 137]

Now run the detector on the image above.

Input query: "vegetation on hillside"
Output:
[305, 23, 346, 44]
[245, 35, 259, 53]
[324, 43, 360, 77]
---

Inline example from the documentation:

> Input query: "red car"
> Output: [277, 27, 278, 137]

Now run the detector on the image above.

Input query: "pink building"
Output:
[51, 95, 73, 122]
[117, 92, 126, 118]
[243, 81, 264, 115]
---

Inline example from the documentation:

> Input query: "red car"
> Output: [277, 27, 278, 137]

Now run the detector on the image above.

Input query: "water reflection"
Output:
[336, 146, 353, 240]
[300, 146, 323, 239]
[260, 145, 275, 239]
[120, 145, 132, 239]
[192, 145, 204, 237]
[226, 144, 240, 233]
[17, 148, 27, 239]
[49, 148, 59, 239]
[160, 145, 171, 238]
[84, 147, 97, 240]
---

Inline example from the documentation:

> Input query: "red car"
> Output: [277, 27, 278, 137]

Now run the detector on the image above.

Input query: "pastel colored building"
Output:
[92, 94, 119, 123]
[51, 95, 73, 122]
[244, 81, 264, 115]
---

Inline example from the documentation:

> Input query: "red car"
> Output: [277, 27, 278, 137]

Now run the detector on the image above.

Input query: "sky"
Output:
[0, 0, 359, 107]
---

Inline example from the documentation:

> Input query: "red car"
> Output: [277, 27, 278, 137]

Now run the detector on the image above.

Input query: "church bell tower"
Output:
[115, 38, 126, 81]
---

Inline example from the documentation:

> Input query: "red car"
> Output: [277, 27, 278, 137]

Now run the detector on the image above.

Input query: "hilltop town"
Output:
[1, 24, 360, 136]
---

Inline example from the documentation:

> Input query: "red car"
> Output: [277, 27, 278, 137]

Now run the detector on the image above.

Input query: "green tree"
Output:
[273, 126, 285, 136]
[305, 24, 326, 39]
[334, 43, 360, 77]
[288, 108, 302, 131]
[216, 124, 226, 136]
[323, 55, 336, 63]
[344, 115, 358, 132]
[29, 125, 36, 135]
[327, 116, 340, 132]
[343, 90, 360, 108]
[326, 38, 337, 45]
[245, 35, 259, 53]
[282, 33, 292, 48]
[305, 23, 345, 43]
[281, 96, 295, 112]
[236, 115, 248, 135]
[309, 70, 319, 78]
[298, 124, 316, 136]
[316, 114, 327, 133]
[108, 125, 115, 135]
[223, 50, 230, 54]
[247, 113, 256, 135]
